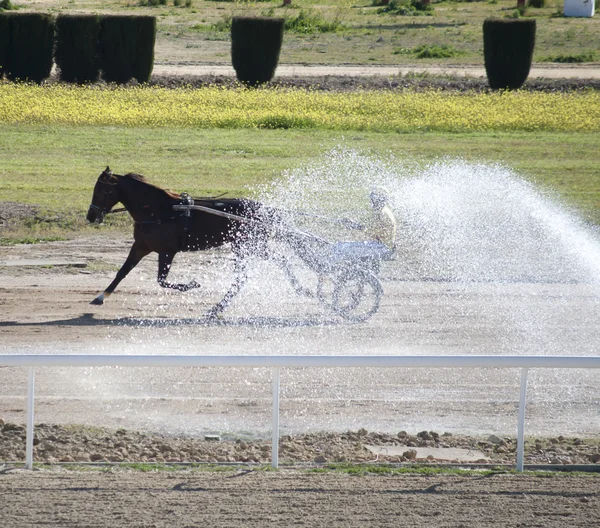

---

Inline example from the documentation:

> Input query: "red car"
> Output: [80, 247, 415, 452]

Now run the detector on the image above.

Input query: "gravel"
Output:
[146, 73, 600, 93]
[31, 70, 600, 93]
[1, 421, 599, 467]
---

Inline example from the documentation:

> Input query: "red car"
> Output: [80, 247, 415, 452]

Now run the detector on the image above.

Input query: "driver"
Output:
[332, 186, 397, 263]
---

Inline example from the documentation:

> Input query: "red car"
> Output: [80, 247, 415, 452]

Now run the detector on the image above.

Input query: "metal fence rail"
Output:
[1, 354, 599, 471]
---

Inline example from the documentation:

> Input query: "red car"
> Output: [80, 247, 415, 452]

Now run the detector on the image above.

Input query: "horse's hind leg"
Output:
[158, 253, 201, 292]
[270, 252, 313, 298]
[207, 255, 248, 318]
[91, 242, 150, 305]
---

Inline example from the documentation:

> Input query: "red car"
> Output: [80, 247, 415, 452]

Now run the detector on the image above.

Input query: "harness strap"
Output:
[106, 207, 127, 214]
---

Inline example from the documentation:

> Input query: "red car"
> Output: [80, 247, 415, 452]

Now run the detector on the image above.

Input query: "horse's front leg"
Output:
[91, 242, 150, 305]
[207, 254, 249, 318]
[157, 253, 201, 292]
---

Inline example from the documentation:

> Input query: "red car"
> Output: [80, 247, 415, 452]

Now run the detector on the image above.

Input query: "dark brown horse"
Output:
[86, 167, 280, 317]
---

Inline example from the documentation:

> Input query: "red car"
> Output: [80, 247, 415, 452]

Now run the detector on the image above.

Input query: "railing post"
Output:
[516, 368, 529, 472]
[26, 366, 36, 470]
[271, 367, 280, 469]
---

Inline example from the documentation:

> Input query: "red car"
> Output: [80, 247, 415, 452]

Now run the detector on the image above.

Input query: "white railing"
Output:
[1, 354, 599, 471]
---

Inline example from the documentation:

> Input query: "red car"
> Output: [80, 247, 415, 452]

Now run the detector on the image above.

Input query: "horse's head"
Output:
[86, 167, 121, 224]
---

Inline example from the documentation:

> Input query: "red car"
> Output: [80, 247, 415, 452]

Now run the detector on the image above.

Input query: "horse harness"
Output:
[92, 177, 228, 250]
[134, 193, 198, 250]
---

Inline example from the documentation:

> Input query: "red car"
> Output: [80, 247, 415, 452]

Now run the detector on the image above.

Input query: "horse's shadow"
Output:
[0, 312, 342, 329]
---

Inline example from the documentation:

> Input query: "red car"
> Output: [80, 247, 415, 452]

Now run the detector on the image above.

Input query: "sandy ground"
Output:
[1, 234, 599, 440]
[1, 468, 599, 528]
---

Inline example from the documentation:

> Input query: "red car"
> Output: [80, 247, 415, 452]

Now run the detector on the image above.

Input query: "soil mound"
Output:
[1, 421, 599, 466]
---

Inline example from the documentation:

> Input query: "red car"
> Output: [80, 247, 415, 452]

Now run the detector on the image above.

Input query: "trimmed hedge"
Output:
[231, 16, 284, 87]
[55, 15, 101, 83]
[131, 16, 156, 83]
[483, 18, 536, 90]
[0, 13, 155, 85]
[99, 15, 155, 84]
[0, 13, 10, 78]
[1, 12, 54, 83]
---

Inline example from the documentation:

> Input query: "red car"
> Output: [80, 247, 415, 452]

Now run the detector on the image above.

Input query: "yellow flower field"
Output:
[1, 84, 599, 132]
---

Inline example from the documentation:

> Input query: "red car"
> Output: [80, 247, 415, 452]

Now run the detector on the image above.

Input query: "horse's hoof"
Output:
[90, 293, 105, 305]
[205, 307, 223, 320]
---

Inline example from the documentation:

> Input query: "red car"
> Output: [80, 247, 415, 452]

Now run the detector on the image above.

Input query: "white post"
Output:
[516, 368, 529, 472]
[271, 367, 281, 469]
[25, 366, 36, 470]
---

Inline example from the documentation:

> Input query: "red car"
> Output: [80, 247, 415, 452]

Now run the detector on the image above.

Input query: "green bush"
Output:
[99, 15, 156, 84]
[378, 0, 434, 16]
[212, 14, 232, 32]
[528, 0, 546, 7]
[393, 44, 462, 58]
[283, 8, 343, 33]
[414, 44, 460, 58]
[55, 15, 101, 83]
[539, 51, 596, 63]
[483, 18, 536, 90]
[231, 16, 284, 87]
[2, 12, 54, 83]
[0, 0, 16, 11]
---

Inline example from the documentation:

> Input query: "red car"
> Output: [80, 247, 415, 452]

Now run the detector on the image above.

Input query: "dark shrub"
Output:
[99, 16, 136, 84]
[100, 15, 156, 84]
[231, 16, 284, 87]
[0, 13, 10, 78]
[131, 16, 156, 83]
[55, 15, 101, 83]
[3, 12, 54, 83]
[483, 18, 536, 90]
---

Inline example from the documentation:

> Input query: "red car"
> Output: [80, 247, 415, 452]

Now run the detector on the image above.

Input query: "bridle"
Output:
[89, 176, 127, 215]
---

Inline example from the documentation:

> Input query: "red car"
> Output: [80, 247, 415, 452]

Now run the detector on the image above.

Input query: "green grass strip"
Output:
[1, 84, 599, 133]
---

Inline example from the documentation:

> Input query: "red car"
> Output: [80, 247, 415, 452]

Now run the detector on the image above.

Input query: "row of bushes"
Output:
[0, 13, 155, 84]
[0, 12, 535, 90]
[232, 16, 536, 90]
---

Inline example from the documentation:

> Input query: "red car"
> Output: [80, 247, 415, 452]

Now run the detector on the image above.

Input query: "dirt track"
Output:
[2, 469, 599, 528]
[1, 233, 599, 440]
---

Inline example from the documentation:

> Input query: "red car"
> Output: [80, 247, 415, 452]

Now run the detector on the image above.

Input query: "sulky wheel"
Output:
[316, 274, 335, 308]
[331, 269, 383, 322]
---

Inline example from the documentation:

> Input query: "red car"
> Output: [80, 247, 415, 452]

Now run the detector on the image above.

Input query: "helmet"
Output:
[369, 186, 389, 206]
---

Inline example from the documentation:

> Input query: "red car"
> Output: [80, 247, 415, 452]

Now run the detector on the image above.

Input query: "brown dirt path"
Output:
[153, 61, 600, 79]
[1, 233, 600, 442]
[1, 469, 599, 528]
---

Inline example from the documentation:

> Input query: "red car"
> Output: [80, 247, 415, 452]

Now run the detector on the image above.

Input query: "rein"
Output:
[88, 204, 127, 215]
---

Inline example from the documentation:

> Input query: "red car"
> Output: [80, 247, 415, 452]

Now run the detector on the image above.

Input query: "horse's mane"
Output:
[123, 173, 180, 200]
